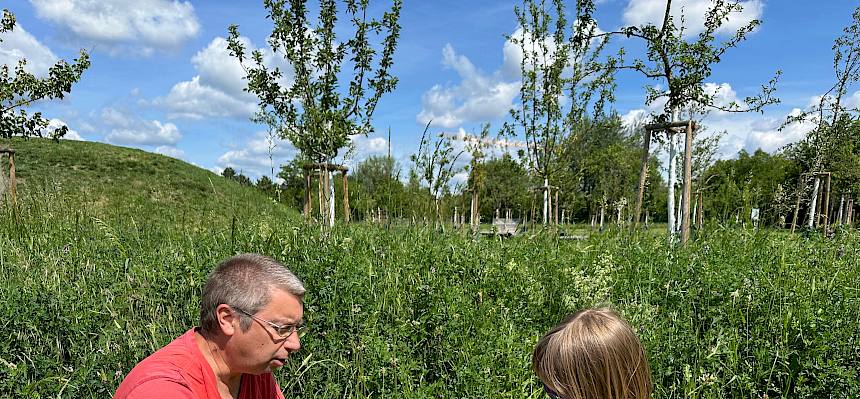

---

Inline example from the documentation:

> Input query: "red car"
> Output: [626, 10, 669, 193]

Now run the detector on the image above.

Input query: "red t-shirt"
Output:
[114, 328, 285, 399]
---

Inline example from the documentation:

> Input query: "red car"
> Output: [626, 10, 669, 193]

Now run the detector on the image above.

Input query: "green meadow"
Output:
[1, 139, 858, 398]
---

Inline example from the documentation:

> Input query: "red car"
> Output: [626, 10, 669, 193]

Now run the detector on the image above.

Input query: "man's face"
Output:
[231, 288, 304, 374]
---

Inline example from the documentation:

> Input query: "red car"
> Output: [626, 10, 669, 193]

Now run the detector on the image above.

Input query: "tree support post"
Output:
[697, 191, 704, 230]
[303, 171, 311, 217]
[633, 128, 652, 227]
[8, 152, 16, 207]
[790, 176, 804, 233]
[342, 171, 350, 223]
[822, 173, 831, 232]
[470, 189, 479, 232]
[0, 149, 17, 207]
[681, 121, 693, 245]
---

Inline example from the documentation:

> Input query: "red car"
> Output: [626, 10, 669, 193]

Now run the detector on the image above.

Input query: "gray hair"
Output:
[200, 253, 305, 334]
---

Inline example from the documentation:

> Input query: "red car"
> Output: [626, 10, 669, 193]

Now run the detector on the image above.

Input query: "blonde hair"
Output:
[532, 308, 652, 399]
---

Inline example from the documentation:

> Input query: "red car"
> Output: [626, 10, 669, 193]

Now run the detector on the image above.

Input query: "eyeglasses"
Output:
[232, 307, 305, 339]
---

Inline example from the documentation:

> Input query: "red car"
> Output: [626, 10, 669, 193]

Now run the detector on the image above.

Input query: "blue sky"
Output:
[2, 0, 857, 182]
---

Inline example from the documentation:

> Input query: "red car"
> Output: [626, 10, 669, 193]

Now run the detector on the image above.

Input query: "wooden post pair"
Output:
[301, 163, 350, 224]
[633, 121, 696, 244]
[0, 149, 16, 206]
[789, 172, 831, 233]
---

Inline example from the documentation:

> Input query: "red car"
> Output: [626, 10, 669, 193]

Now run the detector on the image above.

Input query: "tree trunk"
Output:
[303, 171, 311, 216]
[542, 178, 549, 225]
[808, 176, 820, 229]
[822, 173, 831, 232]
[318, 167, 325, 224]
[667, 107, 679, 241]
[328, 168, 335, 226]
[837, 195, 845, 225]
[599, 202, 605, 230]
[681, 121, 693, 244]
[342, 171, 350, 223]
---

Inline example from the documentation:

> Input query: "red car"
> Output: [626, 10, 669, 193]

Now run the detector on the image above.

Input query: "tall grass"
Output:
[1, 187, 858, 398]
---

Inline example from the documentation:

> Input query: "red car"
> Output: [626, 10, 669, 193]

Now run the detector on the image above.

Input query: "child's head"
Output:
[532, 308, 652, 399]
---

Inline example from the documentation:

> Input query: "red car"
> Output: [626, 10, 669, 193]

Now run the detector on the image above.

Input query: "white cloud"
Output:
[29, 0, 200, 54]
[217, 131, 298, 179]
[159, 76, 258, 119]
[622, 0, 762, 37]
[46, 119, 84, 140]
[106, 121, 181, 146]
[100, 107, 182, 146]
[192, 37, 253, 98]
[846, 90, 860, 109]
[352, 135, 388, 156]
[703, 82, 740, 110]
[417, 44, 520, 128]
[156, 36, 292, 120]
[621, 83, 815, 160]
[155, 145, 185, 159]
[0, 22, 58, 76]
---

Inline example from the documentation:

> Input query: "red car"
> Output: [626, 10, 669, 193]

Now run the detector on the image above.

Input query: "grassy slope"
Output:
[0, 137, 296, 223]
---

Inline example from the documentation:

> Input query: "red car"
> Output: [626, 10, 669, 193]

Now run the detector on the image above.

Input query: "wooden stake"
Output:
[681, 122, 693, 245]
[822, 173, 831, 232]
[815, 176, 825, 227]
[554, 190, 559, 225]
[633, 128, 652, 227]
[342, 171, 350, 223]
[7, 152, 16, 207]
[790, 177, 803, 233]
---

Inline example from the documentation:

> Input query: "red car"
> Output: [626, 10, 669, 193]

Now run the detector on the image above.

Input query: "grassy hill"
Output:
[0, 137, 296, 224]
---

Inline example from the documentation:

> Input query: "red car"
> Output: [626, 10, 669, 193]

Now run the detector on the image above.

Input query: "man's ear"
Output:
[215, 304, 238, 337]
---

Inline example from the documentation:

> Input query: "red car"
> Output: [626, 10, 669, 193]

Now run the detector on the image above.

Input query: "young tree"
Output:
[1, 9, 90, 139]
[783, 5, 860, 228]
[503, 0, 614, 225]
[227, 0, 402, 226]
[411, 122, 466, 228]
[590, 0, 780, 238]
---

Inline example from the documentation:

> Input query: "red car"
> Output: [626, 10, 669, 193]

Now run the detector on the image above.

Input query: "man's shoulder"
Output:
[114, 329, 209, 398]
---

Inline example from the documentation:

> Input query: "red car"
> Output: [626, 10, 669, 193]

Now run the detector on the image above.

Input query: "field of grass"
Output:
[1, 139, 859, 398]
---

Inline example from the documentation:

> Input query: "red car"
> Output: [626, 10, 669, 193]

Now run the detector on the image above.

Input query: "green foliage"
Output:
[278, 157, 311, 209]
[410, 122, 465, 223]
[606, 0, 780, 118]
[222, 166, 253, 186]
[349, 154, 403, 217]
[0, 9, 90, 139]
[2, 181, 859, 398]
[783, 6, 860, 202]
[477, 154, 531, 219]
[503, 0, 614, 182]
[227, 0, 402, 163]
[702, 149, 799, 225]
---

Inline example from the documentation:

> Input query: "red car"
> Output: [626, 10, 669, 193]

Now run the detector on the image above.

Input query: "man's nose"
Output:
[283, 333, 301, 352]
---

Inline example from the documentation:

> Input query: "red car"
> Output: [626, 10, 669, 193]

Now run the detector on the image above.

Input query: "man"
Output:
[114, 253, 305, 399]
